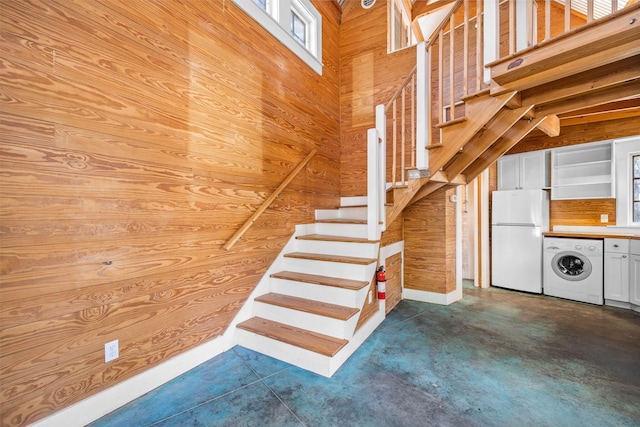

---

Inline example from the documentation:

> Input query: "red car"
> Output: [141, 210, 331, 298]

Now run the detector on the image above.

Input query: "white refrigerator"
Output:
[491, 189, 549, 293]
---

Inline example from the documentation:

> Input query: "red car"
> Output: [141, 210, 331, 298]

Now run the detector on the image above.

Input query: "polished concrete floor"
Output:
[90, 283, 640, 426]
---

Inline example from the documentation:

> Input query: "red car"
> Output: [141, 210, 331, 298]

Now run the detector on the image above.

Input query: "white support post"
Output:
[483, 0, 498, 84]
[375, 104, 386, 233]
[367, 128, 379, 241]
[416, 41, 429, 171]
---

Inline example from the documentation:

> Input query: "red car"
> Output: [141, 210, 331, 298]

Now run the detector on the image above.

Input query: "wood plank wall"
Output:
[0, 1, 341, 425]
[403, 187, 457, 294]
[340, 0, 416, 196]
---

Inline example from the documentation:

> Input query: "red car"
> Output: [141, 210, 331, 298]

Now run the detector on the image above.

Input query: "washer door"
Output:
[551, 251, 592, 281]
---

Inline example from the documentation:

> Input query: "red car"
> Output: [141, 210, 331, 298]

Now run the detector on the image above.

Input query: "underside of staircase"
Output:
[235, 3, 640, 378]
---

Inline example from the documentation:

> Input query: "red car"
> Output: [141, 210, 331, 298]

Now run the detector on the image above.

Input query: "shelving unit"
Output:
[551, 141, 613, 200]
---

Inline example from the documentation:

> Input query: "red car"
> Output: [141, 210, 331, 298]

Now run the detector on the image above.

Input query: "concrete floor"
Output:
[90, 283, 640, 426]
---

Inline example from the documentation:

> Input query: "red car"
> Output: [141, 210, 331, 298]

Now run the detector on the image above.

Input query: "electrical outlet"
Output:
[601, 214, 609, 223]
[368, 290, 372, 304]
[105, 339, 119, 363]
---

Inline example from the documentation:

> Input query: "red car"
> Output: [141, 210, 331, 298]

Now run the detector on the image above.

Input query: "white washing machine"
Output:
[543, 237, 604, 305]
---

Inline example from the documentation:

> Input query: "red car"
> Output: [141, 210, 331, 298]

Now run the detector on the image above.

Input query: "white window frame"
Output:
[234, 0, 323, 75]
[614, 136, 640, 228]
[389, 0, 415, 53]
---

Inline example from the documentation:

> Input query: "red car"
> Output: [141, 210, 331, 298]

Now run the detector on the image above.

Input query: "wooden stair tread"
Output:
[315, 218, 366, 224]
[296, 234, 379, 243]
[270, 271, 369, 290]
[284, 252, 377, 265]
[237, 317, 348, 357]
[255, 293, 359, 320]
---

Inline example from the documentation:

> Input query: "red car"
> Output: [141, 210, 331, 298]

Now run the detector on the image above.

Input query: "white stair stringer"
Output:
[235, 197, 386, 377]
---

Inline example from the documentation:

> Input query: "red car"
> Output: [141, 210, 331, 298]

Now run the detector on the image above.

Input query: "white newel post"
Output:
[375, 104, 386, 233]
[416, 41, 429, 170]
[367, 128, 379, 241]
[484, 0, 498, 84]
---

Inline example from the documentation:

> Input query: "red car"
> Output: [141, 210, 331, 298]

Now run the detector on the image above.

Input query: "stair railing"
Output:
[367, 0, 632, 238]
[224, 149, 317, 250]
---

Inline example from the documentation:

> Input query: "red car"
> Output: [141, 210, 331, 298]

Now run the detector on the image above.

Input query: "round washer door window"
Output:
[551, 251, 592, 281]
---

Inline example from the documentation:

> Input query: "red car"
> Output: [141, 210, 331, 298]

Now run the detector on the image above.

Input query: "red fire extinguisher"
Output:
[377, 266, 386, 300]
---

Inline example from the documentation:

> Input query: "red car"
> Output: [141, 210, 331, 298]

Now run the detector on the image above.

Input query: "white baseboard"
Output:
[30, 335, 233, 427]
[403, 287, 462, 305]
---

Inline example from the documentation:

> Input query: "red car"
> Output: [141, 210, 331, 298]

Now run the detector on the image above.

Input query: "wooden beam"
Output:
[535, 79, 640, 117]
[560, 107, 640, 127]
[444, 105, 534, 179]
[462, 116, 546, 181]
[537, 114, 560, 137]
[413, 0, 457, 17]
[489, 5, 640, 92]
[520, 56, 640, 107]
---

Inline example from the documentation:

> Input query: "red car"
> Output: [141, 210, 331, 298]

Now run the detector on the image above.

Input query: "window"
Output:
[291, 10, 306, 46]
[634, 155, 640, 223]
[234, 0, 322, 75]
[389, 0, 414, 52]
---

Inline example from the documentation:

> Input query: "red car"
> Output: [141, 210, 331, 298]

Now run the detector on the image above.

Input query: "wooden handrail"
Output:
[223, 149, 317, 251]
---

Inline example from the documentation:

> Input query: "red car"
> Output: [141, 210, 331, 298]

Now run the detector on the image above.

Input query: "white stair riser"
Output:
[284, 258, 375, 281]
[340, 196, 368, 207]
[237, 330, 333, 377]
[253, 303, 358, 339]
[315, 207, 368, 221]
[295, 239, 379, 258]
[270, 278, 362, 307]
[312, 222, 369, 239]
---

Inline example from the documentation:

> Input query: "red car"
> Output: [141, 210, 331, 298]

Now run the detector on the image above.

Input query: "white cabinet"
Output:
[498, 151, 550, 190]
[630, 240, 640, 311]
[551, 140, 613, 200]
[604, 238, 630, 305]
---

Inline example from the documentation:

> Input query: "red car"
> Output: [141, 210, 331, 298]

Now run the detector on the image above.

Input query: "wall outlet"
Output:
[601, 214, 609, 223]
[105, 339, 119, 363]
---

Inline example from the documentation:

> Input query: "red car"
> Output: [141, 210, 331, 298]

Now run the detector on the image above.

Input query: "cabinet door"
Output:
[497, 155, 520, 190]
[631, 255, 640, 306]
[604, 253, 629, 302]
[520, 151, 548, 189]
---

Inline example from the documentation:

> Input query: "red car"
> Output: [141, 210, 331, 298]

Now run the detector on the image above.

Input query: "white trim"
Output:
[232, 0, 323, 75]
[403, 288, 462, 305]
[483, 0, 498, 84]
[614, 136, 640, 227]
[30, 336, 232, 427]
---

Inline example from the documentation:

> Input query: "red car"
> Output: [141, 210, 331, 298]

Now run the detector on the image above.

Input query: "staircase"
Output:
[236, 198, 383, 377]
[235, 0, 640, 377]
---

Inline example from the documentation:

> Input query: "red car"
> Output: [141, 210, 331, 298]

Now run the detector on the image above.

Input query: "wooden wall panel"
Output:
[384, 252, 403, 314]
[550, 199, 617, 228]
[340, 0, 416, 196]
[0, 0, 341, 425]
[403, 187, 457, 294]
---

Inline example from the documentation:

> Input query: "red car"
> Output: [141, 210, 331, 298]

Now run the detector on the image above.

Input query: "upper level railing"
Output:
[367, 0, 635, 239]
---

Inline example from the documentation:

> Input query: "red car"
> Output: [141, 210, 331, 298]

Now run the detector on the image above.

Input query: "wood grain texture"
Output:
[384, 252, 403, 314]
[0, 0, 340, 424]
[550, 199, 617, 228]
[403, 187, 457, 294]
[339, 0, 416, 196]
